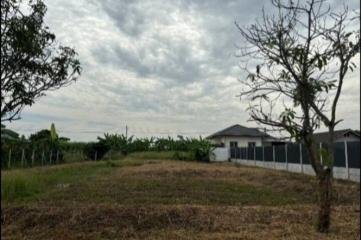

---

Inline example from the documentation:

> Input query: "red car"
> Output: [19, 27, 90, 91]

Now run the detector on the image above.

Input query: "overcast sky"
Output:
[7, 0, 360, 141]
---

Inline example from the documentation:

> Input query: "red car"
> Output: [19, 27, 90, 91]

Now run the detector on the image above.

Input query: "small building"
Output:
[207, 124, 285, 162]
[207, 124, 284, 151]
[313, 129, 360, 143]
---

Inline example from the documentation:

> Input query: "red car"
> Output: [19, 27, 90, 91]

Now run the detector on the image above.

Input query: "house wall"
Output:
[222, 136, 263, 148]
[335, 136, 360, 142]
[210, 136, 276, 149]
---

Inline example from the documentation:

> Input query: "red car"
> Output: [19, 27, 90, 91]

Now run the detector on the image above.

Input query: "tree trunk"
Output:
[305, 137, 333, 233]
[315, 126, 335, 233]
[317, 168, 332, 233]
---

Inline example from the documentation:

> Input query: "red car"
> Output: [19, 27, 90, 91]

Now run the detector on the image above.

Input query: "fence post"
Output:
[344, 141, 349, 180]
[285, 144, 288, 171]
[21, 149, 25, 168]
[300, 144, 303, 173]
[273, 146, 275, 169]
[320, 142, 323, 165]
[49, 150, 53, 165]
[246, 147, 248, 162]
[94, 151, 97, 161]
[56, 150, 59, 164]
[41, 150, 45, 166]
[31, 149, 35, 167]
[254, 147, 256, 166]
[262, 145, 265, 166]
[8, 148, 12, 169]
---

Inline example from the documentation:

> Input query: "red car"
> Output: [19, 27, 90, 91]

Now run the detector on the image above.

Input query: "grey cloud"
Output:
[91, 37, 204, 86]
[7, 0, 359, 141]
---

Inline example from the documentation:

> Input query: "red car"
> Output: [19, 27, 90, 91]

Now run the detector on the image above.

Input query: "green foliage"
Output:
[29, 129, 51, 142]
[128, 151, 178, 160]
[98, 133, 133, 155]
[1, 0, 81, 121]
[59, 141, 87, 151]
[96, 134, 214, 162]
[83, 141, 110, 161]
[173, 151, 191, 161]
[50, 123, 58, 141]
[189, 138, 214, 162]
[1, 125, 19, 140]
[0, 126, 74, 169]
[1, 126, 214, 169]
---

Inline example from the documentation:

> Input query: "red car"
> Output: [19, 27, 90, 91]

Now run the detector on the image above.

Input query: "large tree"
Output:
[236, 0, 359, 233]
[1, 0, 81, 122]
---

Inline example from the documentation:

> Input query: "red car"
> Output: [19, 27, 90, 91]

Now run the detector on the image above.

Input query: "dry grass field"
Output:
[1, 155, 360, 239]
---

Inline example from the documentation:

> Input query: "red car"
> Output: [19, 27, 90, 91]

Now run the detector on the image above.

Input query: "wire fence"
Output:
[0, 149, 124, 170]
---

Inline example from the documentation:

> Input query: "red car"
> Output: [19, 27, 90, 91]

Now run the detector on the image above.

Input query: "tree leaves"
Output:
[1, 0, 81, 122]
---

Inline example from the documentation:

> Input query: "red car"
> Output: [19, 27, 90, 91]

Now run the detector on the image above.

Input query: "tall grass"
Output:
[1, 162, 111, 204]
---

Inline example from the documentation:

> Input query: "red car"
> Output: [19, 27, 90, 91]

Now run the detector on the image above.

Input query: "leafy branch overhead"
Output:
[1, 0, 81, 122]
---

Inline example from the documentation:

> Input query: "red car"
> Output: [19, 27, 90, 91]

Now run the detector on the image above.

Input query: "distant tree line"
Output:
[1, 124, 214, 169]
[83, 133, 214, 162]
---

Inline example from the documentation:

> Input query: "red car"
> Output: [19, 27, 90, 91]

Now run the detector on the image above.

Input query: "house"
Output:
[206, 124, 284, 150]
[313, 129, 360, 143]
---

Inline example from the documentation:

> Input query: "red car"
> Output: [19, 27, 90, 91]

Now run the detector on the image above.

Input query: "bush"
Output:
[189, 140, 214, 162]
[173, 151, 193, 161]
[83, 141, 110, 161]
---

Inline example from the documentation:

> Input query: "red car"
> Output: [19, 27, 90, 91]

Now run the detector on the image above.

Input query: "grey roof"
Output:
[207, 124, 274, 139]
[313, 129, 360, 143]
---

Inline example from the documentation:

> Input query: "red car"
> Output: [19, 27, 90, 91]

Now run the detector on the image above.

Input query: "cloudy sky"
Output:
[7, 0, 360, 141]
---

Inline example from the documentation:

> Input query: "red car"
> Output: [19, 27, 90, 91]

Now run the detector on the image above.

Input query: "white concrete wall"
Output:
[350, 168, 360, 182]
[275, 162, 287, 170]
[333, 167, 348, 180]
[335, 136, 360, 142]
[210, 147, 229, 162]
[288, 163, 302, 173]
[230, 158, 360, 182]
[302, 164, 316, 176]
[263, 161, 275, 169]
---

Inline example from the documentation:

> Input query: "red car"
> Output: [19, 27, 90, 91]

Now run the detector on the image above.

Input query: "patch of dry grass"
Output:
[2, 204, 359, 239]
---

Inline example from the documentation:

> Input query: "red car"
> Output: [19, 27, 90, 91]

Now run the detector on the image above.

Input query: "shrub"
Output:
[173, 151, 192, 161]
[189, 140, 214, 162]
[83, 141, 110, 161]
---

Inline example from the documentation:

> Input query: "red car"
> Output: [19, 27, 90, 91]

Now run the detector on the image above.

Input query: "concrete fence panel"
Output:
[230, 141, 360, 182]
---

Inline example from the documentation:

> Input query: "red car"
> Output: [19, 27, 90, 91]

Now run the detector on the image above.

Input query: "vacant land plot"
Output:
[1, 156, 360, 239]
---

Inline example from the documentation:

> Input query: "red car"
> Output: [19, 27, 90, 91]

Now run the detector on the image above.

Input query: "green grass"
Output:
[1, 159, 144, 205]
[1, 152, 171, 205]
[2, 163, 103, 204]
[2, 157, 359, 207]
[127, 151, 182, 160]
